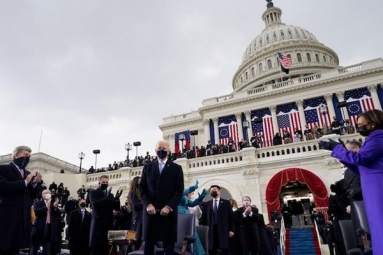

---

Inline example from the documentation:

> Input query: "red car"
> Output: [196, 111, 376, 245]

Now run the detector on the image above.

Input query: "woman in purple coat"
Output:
[319, 109, 383, 253]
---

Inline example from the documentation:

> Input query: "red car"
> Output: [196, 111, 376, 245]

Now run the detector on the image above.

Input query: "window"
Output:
[251, 67, 255, 77]
[323, 55, 327, 62]
[302, 30, 307, 38]
[315, 54, 320, 62]
[295, 29, 300, 37]
[267, 59, 272, 69]
[297, 53, 302, 62]
[280, 30, 285, 37]
[273, 32, 277, 39]
[253, 42, 256, 50]
[307, 53, 311, 62]
[259, 38, 263, 46]
[245, 72, 248, 80]
[266, 34, 269, 43]
[259, 63, 263, 73]
[288, 29, 292, 37]
[241, 76, 243, 83]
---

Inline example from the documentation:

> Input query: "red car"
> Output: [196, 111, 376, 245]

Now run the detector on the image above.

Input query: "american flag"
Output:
[345, 88, 375, 127]
[303, 97, 331, 129]
[277, 52, 292, 68]
[175, 131, 190, 153]
[277, 103, 302, 135]
[251, 108, 274, 147]
[218, 115, 239, 148]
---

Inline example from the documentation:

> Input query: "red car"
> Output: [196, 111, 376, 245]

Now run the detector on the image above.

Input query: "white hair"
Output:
[12, 145, 32, 159]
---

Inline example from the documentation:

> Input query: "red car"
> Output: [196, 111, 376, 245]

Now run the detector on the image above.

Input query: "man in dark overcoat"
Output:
[139, 140, 184, 255]
[89, 175, 121, 255]
[30, 189, 62, 255]
[200, 185, 234, 255]
[68, 199, 92, 255]
[0, 145, 41, 255]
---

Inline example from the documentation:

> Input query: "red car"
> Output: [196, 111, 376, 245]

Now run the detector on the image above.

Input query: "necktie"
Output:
[82, 210, 85, 222]
[159, 162, 165, 174]
[46, 202, 51, 224]
[20, 169, 24, 178]
[213, 200, 218, 224]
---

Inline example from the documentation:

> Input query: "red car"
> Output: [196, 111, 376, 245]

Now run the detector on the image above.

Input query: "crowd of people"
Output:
[1, 110, 382, 255]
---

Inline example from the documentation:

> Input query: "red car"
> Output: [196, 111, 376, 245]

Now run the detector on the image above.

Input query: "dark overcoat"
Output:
[234, 207, 260, 254]
[68, 209, 92, 251]
[0, 163, 38, 250]
[200, 198, 234, 250]
[128, 190, 143, 242]
[139, 159, 184, 243]
[89, 187, 119, 248]
[32, 199, 62, 245]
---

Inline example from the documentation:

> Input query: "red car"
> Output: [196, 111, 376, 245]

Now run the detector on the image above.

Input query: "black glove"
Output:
[319, 139, 340, 151]
[115, 190, 123, 200]
[345, 188, 361, 199]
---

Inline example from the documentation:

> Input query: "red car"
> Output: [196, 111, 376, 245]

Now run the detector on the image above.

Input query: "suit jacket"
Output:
[200, 198, 234, 250]
[89, 187, 120, 248]
[68, 209, 92, 250]
[139, 159, 184, 243]
[234, 207, 260, 253]
[32, 199, 62, 244]
[0, 163, 38, 249]
[344, 169, 363, 201]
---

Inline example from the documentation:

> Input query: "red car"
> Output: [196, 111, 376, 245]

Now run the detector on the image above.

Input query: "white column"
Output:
[336, 92, 350, 120]
[296, 100, 306, 141]
[270, 105, 279, 135]
[245, 111, 253, 140]
[368, 85, 382, 110]
[324, 94, 336, 119]
[235, 113, 244, 141]
[203, 119, 210, 143]
[213, 117, 219, 145]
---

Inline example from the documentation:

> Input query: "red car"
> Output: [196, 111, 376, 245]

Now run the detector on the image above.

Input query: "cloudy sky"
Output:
[0, 0, 381, 169]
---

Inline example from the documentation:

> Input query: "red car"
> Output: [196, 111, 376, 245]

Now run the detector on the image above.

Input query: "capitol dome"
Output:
[232, 1, 339, 91]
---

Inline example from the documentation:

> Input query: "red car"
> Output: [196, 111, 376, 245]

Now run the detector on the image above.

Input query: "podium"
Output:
[108, 230, 136, 255]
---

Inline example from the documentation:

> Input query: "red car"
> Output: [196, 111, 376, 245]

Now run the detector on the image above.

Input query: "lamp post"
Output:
[319, 104, 328, 133]
[125, 143, 132, 161]
[133, 141, 141, 159]
[179, 133, 185, 154]
[190, 130, 198, 158]
[93, 150, 100, 170]
[78, 152, 85, 173]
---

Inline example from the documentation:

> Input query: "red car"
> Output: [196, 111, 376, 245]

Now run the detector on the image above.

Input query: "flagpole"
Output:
[37, 130, 43, 173]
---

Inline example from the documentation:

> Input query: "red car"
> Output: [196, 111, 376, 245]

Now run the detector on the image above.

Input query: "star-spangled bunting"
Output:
[345, 88, 374, 127]
[218, 115, 239, 148]
[251, 108, 274, 147]
[175, 130, 190, 153]
[303, 97, 331, 129]
[276, 102, 301, 135]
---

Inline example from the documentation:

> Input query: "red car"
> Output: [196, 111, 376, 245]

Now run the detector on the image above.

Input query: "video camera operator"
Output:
[89, 175, 122, 255]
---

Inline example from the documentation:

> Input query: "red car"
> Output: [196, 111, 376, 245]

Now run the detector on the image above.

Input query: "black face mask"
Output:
[13, 156, 30, 169]
[156, 149, 167, 159]
[100, 184, 108, 190]
[80, 202, 86, 208]
[357, 125, 371, 137]
[210, 191, 218, 198]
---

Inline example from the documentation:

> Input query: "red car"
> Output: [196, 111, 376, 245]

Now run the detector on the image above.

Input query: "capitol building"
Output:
[2, 1, 382, 218]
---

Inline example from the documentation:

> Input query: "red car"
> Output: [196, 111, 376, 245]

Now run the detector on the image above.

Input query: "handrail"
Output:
[280, 217, 286, 255]
[313, 220, 323, 255]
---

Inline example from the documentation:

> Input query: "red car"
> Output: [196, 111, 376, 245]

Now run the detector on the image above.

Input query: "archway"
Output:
[265, 168, 328, 217]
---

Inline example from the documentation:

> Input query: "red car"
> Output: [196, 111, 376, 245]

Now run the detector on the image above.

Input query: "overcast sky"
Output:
[0, 0, 381, 170]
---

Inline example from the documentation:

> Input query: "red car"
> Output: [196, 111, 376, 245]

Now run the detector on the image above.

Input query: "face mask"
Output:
[80, 202, 86, 208]
[44, 194, 51, 200]
[243, 201, 251, 207]
[100, 184, 108, 190]
[156, 149, 167, 159]
[357, 125, 371, 137]
[210, 191, 218, 198]
[13, 156, 30, 169]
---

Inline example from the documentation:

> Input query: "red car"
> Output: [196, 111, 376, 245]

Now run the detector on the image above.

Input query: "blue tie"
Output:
[159, 162, 164, 174]
[213, 200, 218, 224]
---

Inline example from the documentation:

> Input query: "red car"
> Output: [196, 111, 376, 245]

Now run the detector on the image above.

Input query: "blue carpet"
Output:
[287, 228, 319, 255]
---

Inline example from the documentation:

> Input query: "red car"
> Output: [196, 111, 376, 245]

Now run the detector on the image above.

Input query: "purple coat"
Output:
[0, 163, 38, 250]
[331, 130, 383, 253]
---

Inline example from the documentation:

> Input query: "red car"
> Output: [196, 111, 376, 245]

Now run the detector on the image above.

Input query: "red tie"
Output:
[46, 201, 51, 224]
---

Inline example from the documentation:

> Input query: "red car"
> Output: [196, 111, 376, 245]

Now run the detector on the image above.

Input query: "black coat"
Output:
[234, 207, 260, 253]
[200, 198, 235, 250]
[139, 159, 184, 243]
[68, 209, 92, 251]
[343, 169, 363, 201]
[32, 199, 62, 244]
[89, 187, 120, 248]
[0, 163, 38, 250]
